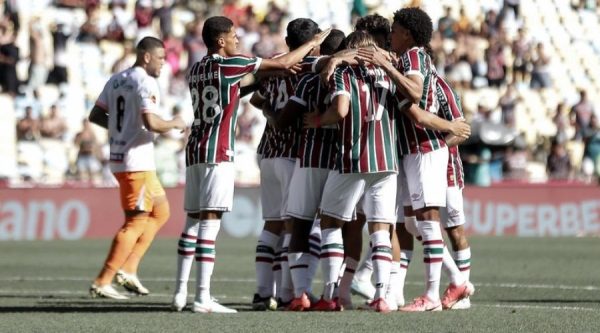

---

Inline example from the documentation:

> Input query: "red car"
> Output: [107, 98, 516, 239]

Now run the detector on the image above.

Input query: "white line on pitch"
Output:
[477, 304, 599, 312]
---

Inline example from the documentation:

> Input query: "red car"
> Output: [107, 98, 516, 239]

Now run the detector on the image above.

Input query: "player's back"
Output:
[101, 66, 158, 173]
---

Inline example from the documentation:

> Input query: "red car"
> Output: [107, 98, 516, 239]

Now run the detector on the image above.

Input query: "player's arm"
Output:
[143, 113, 186, 134]
[240, 82, 261, 98]
[358, 47, 422, 103]
[89, 105, 108, 129]
[304, 94, 349, 128]
[445, 133, 467, 147]
[403, 104, 470, 139]
[257, 29, 332, 71]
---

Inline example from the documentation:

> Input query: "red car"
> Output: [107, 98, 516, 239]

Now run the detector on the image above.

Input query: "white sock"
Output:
[454, 247, 471, 282]
[175, 216, 199, 295]
[354, 246, 373, 282]
[279, 233, 293, 302]
[289, 251, 310, 298]
[386, 261, 400, 305]
[194, 219, 220, 304]
[370, 230, 392, 300]
[442, 246, 465, 286]
[320, 228, 344, 301]
[418, 220, 444, 302]
[255, 230, 279, 298]
[273, 243, 283, 299]
[338, 257, 358, 302]
[397, 250, 412, 304]
[306, 218, 321, 293]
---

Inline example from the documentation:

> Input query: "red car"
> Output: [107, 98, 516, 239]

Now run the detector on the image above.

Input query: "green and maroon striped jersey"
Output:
[330, 65, 401, 174]
[186, 54, 262, 165]
[436, 75, 464, 189]
[395, 47, 446, 155]
[290, 73, 337, 169]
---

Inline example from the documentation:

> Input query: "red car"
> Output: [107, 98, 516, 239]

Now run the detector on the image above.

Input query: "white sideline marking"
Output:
[478, 304, 599, 312]
[1, 277, 600, 292]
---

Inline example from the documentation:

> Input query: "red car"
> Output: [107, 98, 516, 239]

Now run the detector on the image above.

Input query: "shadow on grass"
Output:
[0, 301, 249, 313]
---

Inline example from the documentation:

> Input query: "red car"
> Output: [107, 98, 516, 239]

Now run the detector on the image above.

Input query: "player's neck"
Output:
[207, 48, 228, 57]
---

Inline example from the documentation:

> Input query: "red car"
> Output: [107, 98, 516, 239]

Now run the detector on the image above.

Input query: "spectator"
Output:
[486, 37, 506, 87]
[164, 32, 183, 75]
[134, 0, 154, 39]
[0, 21, 19, 96]
[77, 5, 103, 44]
[455, 7, 472, 35]
[105, 0, 129, 42]
[481, 10, 501, 39]
[236, 101, 260, 144]
[530, 42, 551, 90]
[74, 119, 101, 181]
[26, 18, 48, 94]
[183, 18, 206, 67]
[438, 6, 457, 39]
[499, 83, 520, 127]
[582, 114, 600, 178]
[262, 0, 286, 33]
[47, 23, 71, 86]
[500, 0, 520, 20]
[16, 106, 40, 142]
[553, 102, 572, 144]
[40, 105, 68, 140]
[111, 43, 135, 73]
[154, 0, 174, 37]
[546, 140, 572, 180]
[570, 89, 595, 140]
[511, 28, 531, 84]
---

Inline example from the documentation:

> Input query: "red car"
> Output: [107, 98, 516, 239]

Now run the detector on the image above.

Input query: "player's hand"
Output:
[449, 119, 471, 139]
[172, 116, 187, 132]
[286, 63, 303, 76]
[303, 112, 320, 128]
[319, 58, 339, 87]
[357, 46, 390, 67]
[311, 28, 332, 47]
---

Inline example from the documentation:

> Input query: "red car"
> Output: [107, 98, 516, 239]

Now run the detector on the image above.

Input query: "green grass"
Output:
[1, 236, 599, 332]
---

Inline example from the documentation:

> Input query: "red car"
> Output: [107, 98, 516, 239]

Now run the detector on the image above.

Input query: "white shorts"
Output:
[395, 160, 411, 223]
[403, 147, 449, 210]
[287, 161, 330, 220]
[260, 158, 295, 221]
[320, 171, 397, 223]
[184, 162, 234, 212]
[441, 186, 466, 228]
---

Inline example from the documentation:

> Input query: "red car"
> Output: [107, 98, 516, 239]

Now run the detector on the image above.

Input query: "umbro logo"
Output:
[411, 193, 422, 201]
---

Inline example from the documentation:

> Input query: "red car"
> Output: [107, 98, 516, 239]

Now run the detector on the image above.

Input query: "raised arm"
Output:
[142, 113, 186, 134]
[258, 29, 332, 71]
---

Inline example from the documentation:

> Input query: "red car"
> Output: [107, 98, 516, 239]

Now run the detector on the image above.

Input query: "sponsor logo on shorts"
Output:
[448, 208, 461, 218]
[411, 193, 422, 202]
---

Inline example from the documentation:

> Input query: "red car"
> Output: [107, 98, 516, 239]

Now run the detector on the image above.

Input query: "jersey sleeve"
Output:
[329, 67, 351, 100]
[399, 48, 427, 80]
[219, 55, 263, 81]
[138, 76, 160, 114]
[95, 79, 111, 112]
[437, 79, 464, 121]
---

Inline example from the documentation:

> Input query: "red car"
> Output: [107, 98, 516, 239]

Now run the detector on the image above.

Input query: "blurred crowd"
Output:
[2, 0, 600, 187]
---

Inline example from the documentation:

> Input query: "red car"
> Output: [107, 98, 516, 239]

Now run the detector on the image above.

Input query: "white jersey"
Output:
[95, 66, 160, 173]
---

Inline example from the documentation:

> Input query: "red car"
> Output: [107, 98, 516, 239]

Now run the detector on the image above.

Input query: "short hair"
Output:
[202, 16, 234, 48]
[320, 29, 346, 55]
[136, 36, 164, 53]
[286, 18, 320, 50]
[344, 31, 377, 49]
[355, 14, 390, 43]
[393, 7, 433, 47]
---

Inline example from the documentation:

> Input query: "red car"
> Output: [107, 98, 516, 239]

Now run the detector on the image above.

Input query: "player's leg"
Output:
[400, 149, 448, 312]
[91, 172, 152, 299]
[119, 173, 170, 295]
[338, 211, 367, 309]
[350, 213, 375, 301]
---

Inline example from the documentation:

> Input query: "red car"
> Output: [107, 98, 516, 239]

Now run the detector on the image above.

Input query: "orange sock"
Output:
[121, 201, 170, 274]
[95, 214, 149, 285]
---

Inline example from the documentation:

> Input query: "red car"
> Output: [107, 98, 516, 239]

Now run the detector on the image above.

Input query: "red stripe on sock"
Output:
[181, 233, 197, 240]
[309, 235, 321, 242]
[345, 267, 356, 273]
[422, 239, 444, 246]
[272, 265, 281, 271]
[178, 250, 195, 256]
[423, 258, 443, 263]
[400, 264, 408, 269]
[195, 257, 215, 262]
[372, 255, 392, 262]
[309, 251, 320, 258]
[198, 239, 215, 245]
[459, 267, 470, 271]
[256, 257, 274, 263]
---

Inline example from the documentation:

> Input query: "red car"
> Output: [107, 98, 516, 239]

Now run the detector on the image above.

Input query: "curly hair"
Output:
[355, 14, 390, 44]
[393, 7, 433, 47]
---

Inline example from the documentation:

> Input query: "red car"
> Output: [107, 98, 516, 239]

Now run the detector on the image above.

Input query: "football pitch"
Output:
[0, 236, 599, 332]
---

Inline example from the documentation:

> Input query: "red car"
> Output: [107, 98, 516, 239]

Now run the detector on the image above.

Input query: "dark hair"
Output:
[202, 16, 234, 48]
[320, 29, 346, 55]
[136, 36, 164, 53]
[393, 7, 433, 47]
[355, 14, 390, 46]
[344, 31, 376, 49]
[286, 18, 320, 50]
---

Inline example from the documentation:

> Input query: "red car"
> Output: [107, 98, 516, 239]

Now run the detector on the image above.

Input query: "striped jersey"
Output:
[256, 56, 320, 158]
[186, 54, 262, 165]
[289, 73, 337, 169]
[436, 76, 465, 189]
[395, 47, 446, 155]
[330, 65, 401, 174]
[95, 66, 159, 173]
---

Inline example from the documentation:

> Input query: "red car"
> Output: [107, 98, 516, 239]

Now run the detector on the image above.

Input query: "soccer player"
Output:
[359, 7, 473, 311]
[171, 16, 331, 313]
[305, 31, 403, 313]
[88, 36, 186, 300]
[275, 29, 347, 311]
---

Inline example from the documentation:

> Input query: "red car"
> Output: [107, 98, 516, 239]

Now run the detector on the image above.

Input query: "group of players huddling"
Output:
[89, 6, 474, 314]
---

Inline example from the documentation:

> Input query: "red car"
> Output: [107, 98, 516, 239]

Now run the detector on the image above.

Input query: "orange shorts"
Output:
[114, 171, 166, 212]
